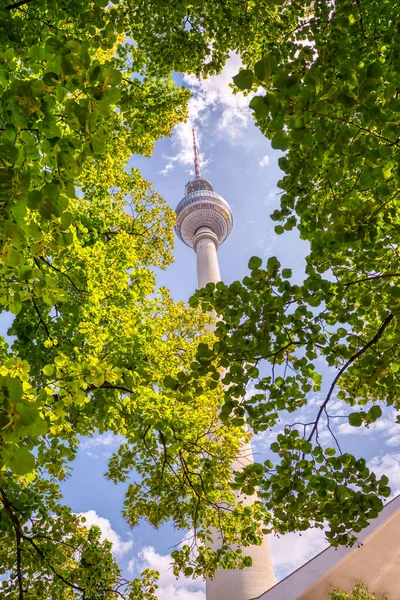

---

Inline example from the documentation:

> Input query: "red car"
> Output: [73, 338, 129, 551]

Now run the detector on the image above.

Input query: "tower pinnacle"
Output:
[175, 131, 233, 252]
[192, 128, 202, 178]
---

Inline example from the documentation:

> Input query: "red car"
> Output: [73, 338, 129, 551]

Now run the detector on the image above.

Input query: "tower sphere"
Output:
[175, 130, 233, 249]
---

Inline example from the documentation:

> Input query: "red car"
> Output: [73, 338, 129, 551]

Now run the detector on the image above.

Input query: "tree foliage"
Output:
[0, 0, 265, 596]
[2, 0, 399, 595]
[179, 0, 400, 550]
[330, 582, 388, 600]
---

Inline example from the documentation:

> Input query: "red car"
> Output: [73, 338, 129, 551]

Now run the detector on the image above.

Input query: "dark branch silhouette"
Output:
[308, 312, 394, 442]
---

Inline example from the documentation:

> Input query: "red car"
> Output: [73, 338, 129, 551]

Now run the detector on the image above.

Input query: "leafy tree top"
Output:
[330, 582, 388, 600]
[1, 0, 400, 596]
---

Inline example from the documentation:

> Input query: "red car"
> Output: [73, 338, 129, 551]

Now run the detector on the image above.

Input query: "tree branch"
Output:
[37, 257, 87, 294]
[343, 272, 400, 287]
[5, 0, 33, 9]
[23, 535, 84, 593]
[307, 312, 394, 442]
[13, 6, 62, 32]
[31, 296, 51, 339]
[89, 382, 134, 395]
[0, 489, 24, 600]
[303, 108, 400, 147]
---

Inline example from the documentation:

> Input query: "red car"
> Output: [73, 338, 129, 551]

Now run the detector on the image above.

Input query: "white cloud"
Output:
[161, 53, 253, 175]
[81, 432, 124, 449]
[387, 434, 400, 447]
[369, 453, 400, 497]
[259, 155, 271, 167]
[133, 546, 206, 600]
[337, 412, 400, 448]
[132, 530, 328, 598]
[79, 510, 133, 557]
[80, 432, 125, 458]
[270, 528, 327, 580]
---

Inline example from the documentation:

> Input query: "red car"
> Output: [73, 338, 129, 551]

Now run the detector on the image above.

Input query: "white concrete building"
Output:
[256, 494, 400, 600]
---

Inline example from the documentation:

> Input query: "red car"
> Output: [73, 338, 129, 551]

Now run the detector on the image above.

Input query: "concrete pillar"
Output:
[194, 226, 276, 600]
[193, 227, 221, 289]
[206, 435, 276, 600]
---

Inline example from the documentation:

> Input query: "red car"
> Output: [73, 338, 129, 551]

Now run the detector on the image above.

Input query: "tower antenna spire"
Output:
[192, 128, 201, 179]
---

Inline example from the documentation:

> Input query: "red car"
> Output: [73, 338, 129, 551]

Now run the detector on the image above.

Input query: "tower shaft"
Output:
[195, 234, 276, 600]
[194, 227, 221, 288]
[175, 129, 275, 599]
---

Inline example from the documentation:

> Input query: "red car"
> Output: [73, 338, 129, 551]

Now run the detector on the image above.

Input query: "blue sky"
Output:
[4, 53, 400, 599]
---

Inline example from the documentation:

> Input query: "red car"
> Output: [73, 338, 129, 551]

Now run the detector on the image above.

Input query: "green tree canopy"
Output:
[2, 0, 399, 596]
[183, 0, 400, 549]
[0, 0, 267, 596]
[330, 582, 388, 600]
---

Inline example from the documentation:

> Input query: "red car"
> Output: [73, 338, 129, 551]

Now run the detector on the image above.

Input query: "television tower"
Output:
[175, 130, 275, 600]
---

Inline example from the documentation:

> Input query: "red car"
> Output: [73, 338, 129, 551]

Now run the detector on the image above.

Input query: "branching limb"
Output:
[5, 0, 33, 9]
[89, 382, 134, 395]
[343, 272, 400, 287]
[308, 312, 394, 442]
[1, 487, 129, 597]
[37, 257, 87, 294]
[31, 295, 51, 339]
[15, 6, 63, 31]
[0, 489, 24, 599]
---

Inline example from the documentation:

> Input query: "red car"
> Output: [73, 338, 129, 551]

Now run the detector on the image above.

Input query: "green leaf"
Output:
[42, 72, 59, 87]
[4, 246, 23, 267]
[379, 475, 389, 488]
[367, 62, 383, 78]
[29, 417, 48, 437]
[6, 376, 23, 402]
[336, 485, 352, 502]
[233, 70, 254, 90]
[27, 190, 42, 209]
[254, 56, 271, 83]
[103, 68, 122, 87]
[249, 96, 268, 119]
[248, 256, 262, 270]
[348, 412, 363, 427]
[271, 132, 289, 151]
[164, 375, 178, 390]
[9, 447, 35, 475]
[369, 405, 382, 422]
[60, 211, 73, 230]
[282, 268, 292, 278]
[5, 48, 15, 63]
[31, 80, 46, 97]
[43, 364, 54, 377]
[9, 294, 22, 315]
[39, 198, 60, 220]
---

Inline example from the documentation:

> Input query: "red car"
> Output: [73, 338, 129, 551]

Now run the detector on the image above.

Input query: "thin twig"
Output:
[31, 296, 51, 339]
[0, 489, 24, 599]
[38, 257, 87, 294]
[303, 108, 400, 147]
[308, 312, 394, 442]
[343, 272, 400, 287]
[5, 0, 33, 9]
[16, 6, 62, 31]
